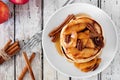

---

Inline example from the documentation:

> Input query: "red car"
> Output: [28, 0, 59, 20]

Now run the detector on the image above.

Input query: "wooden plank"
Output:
[71, 76, 98, 80]
[15, 0, 42, 80]
[43, 0, 98, 80]
[71, 0, 98, 79]
[0, 1, 14, 80]
[101, 0, 120, 80]
[43, 0, 70, 80]
[74, 0, 98, 6]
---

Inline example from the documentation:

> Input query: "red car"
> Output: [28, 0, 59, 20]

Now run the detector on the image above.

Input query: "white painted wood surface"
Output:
[0, 0, 120, 80]
[0, 1, 14, 80]
[14, 0, 42, 80]
[101, 0, 120, 80]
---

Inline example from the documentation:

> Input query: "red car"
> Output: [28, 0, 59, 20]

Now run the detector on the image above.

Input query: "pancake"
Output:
[60, 17, 104, 63]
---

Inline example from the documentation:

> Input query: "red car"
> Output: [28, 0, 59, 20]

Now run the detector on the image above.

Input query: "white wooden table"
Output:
[0, 0, 120, 80]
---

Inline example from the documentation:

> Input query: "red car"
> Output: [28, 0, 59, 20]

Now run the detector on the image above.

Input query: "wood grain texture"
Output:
[15, 0, 42, 80]
[0, 0, 120, 80]
[43, 0, 98, 80]
[74, 0, 98, 6]
[101, 0, 120, 80]
[43, 0, 70, 80]
[68, 1, 99, 80]
[71, 1, 102, 80]
[0, 1, 14, 80]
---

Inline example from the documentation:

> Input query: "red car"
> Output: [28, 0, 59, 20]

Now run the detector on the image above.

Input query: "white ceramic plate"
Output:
[42, 3, 118, 78]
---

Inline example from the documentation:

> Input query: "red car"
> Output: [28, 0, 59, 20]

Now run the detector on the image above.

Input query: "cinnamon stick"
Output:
[0, 40, 20, 64]
[22, 52, 35, 80]
[49, 14, 75, 37]
[6, 41, 19, 53]
[51, 36, 57, 42]
[18, 53, 35, 80]
[51, 33, 60, 42]
[0, 39, 12, 63]
[0, 46, 20, 64]
[4, 39, 12, 51]
[7, 46, 20, 55]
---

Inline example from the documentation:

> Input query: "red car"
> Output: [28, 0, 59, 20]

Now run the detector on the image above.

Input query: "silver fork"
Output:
[21, 31, 43, 50]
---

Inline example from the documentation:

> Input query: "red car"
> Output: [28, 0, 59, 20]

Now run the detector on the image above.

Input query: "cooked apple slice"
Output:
[79, 48, 99, 58]
[92, 58, 101, 71]
[78, 32, 89, 39]
[81, 58, 101, 72]
[81, 66, 94, 72]
[64, 23, 86, 34]
[84, 30, 90, 34]
[74, 58, 97, 69]
[81, 38, 89, 48]
[85, 39, 95, 48]
[67, 47, 98, 59]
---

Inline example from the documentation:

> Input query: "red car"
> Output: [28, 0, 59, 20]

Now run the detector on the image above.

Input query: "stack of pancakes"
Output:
[60, 17, 104, 72]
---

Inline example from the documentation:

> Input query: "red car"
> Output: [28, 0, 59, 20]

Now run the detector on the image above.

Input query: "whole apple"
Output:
[10, 0, 29, 5]
[0, 1, 10, 24]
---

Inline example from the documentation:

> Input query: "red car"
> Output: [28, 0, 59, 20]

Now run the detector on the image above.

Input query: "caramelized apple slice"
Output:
[64, 23, 86, 34]
[74, 58, 97, 69]
[78, 32, 89, 39]
[84, 30, 90, 34]
[78, 48, 96, 58]
[81, 38, 89, 48]
[81, 66, 93, 72]
[67, 48, 98, 59]
[80, 58, 101, 72]
[93, 58, 101, 71]
[67, 17, 94, 26]
[85, 39, 95, 48]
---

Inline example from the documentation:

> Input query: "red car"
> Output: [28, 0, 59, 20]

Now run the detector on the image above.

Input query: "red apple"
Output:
[0, 1, 10, 24]
[10, 0, 29, 5]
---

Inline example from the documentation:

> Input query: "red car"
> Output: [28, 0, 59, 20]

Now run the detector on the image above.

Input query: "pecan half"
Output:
[65, 35, 71, 43]
[89, 32, 99, 38]
[76, 39, 83, 51]
[86, 23, 98, 34]
[93, 36, 104, 48]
